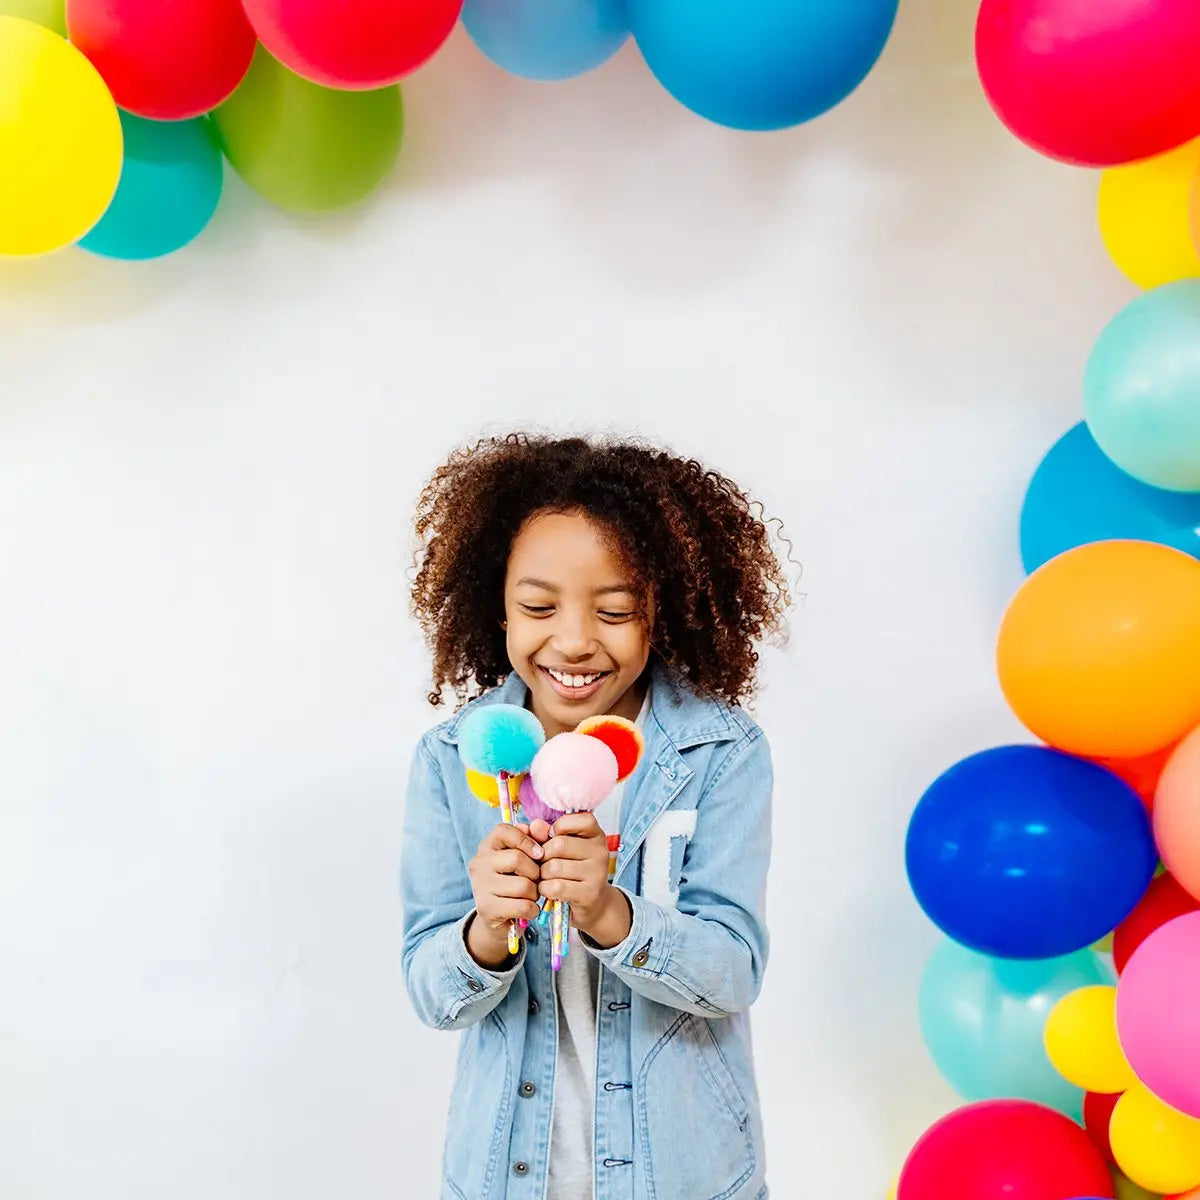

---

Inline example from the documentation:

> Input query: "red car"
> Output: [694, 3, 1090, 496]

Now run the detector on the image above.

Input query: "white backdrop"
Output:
[0, 1, 1135, 1196]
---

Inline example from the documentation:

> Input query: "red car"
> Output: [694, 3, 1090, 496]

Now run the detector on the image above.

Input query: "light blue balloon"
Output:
[79, 112, 223, 262]
[918, 938, 1114, 1121]
[627, 0, 898, 131]
[462, 0, 629, 81]
[1020, 421, 1200, 573]
[1084, 279, 1200, 493]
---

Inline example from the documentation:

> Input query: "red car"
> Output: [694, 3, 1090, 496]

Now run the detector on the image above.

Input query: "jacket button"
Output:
[520, 1081, 536, 1098]
[467, 978, 484, 993]
[631, 942, 651, 968]
[512, 1162, 529, 1176]
[528, 998, 540, 1016]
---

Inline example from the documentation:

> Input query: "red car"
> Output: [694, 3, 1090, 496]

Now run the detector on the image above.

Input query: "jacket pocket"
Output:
[443, 1012, 512, 1200]
[636, 1013, 755, 1200]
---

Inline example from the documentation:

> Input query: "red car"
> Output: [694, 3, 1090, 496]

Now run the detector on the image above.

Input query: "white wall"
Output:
[0, 1, 1134, 1196]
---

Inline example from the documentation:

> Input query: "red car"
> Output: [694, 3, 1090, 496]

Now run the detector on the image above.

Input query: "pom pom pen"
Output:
[529, 731, 626, 971]
[457, 703, 545, 955]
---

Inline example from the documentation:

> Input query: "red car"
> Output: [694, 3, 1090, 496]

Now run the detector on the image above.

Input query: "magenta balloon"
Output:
[975, 0, 1200, 166]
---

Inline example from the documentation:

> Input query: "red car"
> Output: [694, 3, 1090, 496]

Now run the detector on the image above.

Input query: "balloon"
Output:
[1154, 728, 1200, 902]
[242, 0, 461, 90]
[975, 0, 1200, 167]
[1096, 744, 1177, 811]
[1044, 986, 1134, 1094]
[1110, 1082, 1200, 1195]
[211, 46, 403, 214]
[0, 17, 122, 257]
[1084, 1091, 1120, 1164]
[895, 1099, 1115, 1200]
[461, 0, 628, 82]
[995, 540, 1200, 759]
[0, 0, 63, 35]
[626, 0, 899, 132]
[78, 112, 222, 260]
[918, 939, 1112, 1119]
[1114, 1176, 1165, 1200]
[1113, 873, 1200, 974]
[1116, 911, 1200, 1120]
[66, 0, 255, 121]
[1168, 1188, 1200, 1200]
[1020, 423, 1200, 573]
[1084, 281, 1200, 493]
[1099, 140, 1200, 289]
[905, 745, 1156, 959]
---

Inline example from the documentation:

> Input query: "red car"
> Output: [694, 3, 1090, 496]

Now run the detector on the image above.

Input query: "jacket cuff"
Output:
[581, 888, 673, 976]
[442, 911, 525, 1006]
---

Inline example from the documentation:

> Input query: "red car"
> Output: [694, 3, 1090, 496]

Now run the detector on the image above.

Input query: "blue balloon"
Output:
[906, 745, 1156, 959]
[627, 0, 899, 131]
[79, 112, 223, 261]
[462, 0, 629, 81]
[1084, 279, 1200, 492]
[1019, 422, 1200, 573]
[918, 938, 1113, 1120]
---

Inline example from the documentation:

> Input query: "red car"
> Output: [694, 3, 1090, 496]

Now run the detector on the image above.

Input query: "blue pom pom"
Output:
[457, 703, 545, 775]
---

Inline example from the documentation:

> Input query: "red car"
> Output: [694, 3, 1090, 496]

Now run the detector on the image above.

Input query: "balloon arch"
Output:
[6, 2, 1200, 1197]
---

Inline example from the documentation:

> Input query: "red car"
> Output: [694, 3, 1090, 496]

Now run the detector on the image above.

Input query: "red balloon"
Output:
[66, 0, 256, 120]
[975, 0, 1200, 167]
[1083, 1091, 1120, 1165]
[1094, 742, 1176, 811]
[242, 0, 463, 89]
[1113, 871, 1200, 973]
[897, 1099, 1114, 1200]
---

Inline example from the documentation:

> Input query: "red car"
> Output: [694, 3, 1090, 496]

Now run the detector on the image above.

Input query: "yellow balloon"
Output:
[1111, 1082, 1200, 1195]
[1099, 139, 1200, 289]
[0, 16, 122, 256]
[1043, 985, 1133, 1093]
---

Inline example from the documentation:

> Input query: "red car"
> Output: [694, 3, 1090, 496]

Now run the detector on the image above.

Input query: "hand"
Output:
[534, 813, 632, 947]
[466, 823, 543, 969]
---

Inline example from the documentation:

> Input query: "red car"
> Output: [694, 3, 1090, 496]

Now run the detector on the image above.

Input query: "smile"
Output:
[538, 665, 611, 700]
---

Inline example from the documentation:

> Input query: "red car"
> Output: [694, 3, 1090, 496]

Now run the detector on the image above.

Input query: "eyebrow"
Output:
[515, 577, 637, 596]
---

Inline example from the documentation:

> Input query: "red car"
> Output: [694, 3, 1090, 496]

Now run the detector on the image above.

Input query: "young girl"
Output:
[400, 433, 789, 1200]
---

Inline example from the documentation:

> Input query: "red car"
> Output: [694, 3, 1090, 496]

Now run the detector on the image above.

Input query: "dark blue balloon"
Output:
[1020, 421, 1200, 574]
[905, 745, 1156, 959]
[627, 0, 899, 132]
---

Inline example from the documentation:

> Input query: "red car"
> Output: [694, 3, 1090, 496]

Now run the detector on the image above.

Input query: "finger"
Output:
[490, 848, 542, 880]
[547, 812, 601, 838]
[539, 857, 602, 882]
[489, 897, 542, 923]
[489, 875, 540, 903]
[527, 818, 553, 844]
[540, 834, 599, 862]
[484, 823, 544, 861]
[538, 878, 592, 904]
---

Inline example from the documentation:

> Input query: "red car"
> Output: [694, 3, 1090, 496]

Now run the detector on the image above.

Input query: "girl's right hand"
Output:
[465, 823, 543, 968]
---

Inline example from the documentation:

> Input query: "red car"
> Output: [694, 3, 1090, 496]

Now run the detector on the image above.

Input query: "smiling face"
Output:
[503, 509, 652, 737]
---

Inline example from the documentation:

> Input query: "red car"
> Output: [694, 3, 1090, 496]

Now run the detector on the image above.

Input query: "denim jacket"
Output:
[400, 665, 772, 1200]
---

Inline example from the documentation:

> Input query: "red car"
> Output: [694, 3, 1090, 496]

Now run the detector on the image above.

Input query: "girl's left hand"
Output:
[532, 813, 621, 937]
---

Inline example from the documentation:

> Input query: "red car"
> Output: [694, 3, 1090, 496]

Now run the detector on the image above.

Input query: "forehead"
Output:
[506, 511, 630, 584]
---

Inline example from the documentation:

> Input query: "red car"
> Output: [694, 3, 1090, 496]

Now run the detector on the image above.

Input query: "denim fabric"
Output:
[400, 665, 773, 1200]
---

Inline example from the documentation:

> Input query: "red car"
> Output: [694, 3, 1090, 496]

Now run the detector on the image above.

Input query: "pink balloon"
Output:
[1116, 910, 1200, 1119]
[975, 0, 1200, 167]
[1153, 726, 1200, 903]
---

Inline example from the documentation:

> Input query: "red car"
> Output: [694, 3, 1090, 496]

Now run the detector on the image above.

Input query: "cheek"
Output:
[611, 624, 651, 670]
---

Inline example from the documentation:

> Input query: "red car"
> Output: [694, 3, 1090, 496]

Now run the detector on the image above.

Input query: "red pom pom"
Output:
[576, 715, 644, 781]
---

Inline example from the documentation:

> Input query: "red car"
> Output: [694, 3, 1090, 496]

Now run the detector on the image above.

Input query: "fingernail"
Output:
[531, 845, 543, 859]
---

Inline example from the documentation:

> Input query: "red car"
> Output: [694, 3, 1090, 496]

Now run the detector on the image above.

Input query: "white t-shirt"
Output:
[545, 696, 648, 1200]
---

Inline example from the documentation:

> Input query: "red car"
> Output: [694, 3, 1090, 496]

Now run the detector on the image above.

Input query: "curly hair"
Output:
[408, 432, 793, 708]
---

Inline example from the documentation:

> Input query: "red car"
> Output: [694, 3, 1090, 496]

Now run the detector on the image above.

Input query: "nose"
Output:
[550, 609, 598, 660]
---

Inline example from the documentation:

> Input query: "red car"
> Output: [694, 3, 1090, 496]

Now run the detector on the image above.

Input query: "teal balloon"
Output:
[918, 938, 1114, 1120]
[1084, 279, 1200, 492]
[79, 111, 223, 261]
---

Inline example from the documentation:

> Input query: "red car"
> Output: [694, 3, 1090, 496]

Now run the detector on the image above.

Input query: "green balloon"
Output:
[212, 46, 402, 214]
[918, 938, 1114, 1122]
[0, 0, 65, 35]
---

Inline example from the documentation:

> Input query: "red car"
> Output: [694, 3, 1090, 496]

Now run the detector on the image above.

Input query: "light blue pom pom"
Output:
[457, 703, 545, 775]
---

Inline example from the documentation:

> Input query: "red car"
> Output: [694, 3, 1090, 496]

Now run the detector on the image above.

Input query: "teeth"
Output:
[547, 668, 603, 688]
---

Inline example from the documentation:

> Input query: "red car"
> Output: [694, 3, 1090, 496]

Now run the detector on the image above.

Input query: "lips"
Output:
[537, 664, 611, 701]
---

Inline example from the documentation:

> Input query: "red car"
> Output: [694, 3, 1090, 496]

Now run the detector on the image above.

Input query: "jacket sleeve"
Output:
[400, 735, 525, 1031]
[582, 727, 772, 1017]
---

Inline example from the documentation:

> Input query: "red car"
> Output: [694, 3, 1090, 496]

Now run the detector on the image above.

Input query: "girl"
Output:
[400, 433, 790, 1200]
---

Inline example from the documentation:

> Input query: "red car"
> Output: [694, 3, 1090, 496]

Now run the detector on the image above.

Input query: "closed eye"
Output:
[519, 604, 554, 616]
[600, 611, 635, 621]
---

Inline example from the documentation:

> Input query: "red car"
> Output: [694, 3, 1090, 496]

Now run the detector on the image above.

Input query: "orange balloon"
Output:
[996, 540, 1200, 759]
[1153, 727, 1200, 902]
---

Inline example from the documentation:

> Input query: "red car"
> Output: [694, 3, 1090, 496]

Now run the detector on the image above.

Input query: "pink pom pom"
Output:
[517, 775, 563, 824]
[530, 732, 619, 813]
